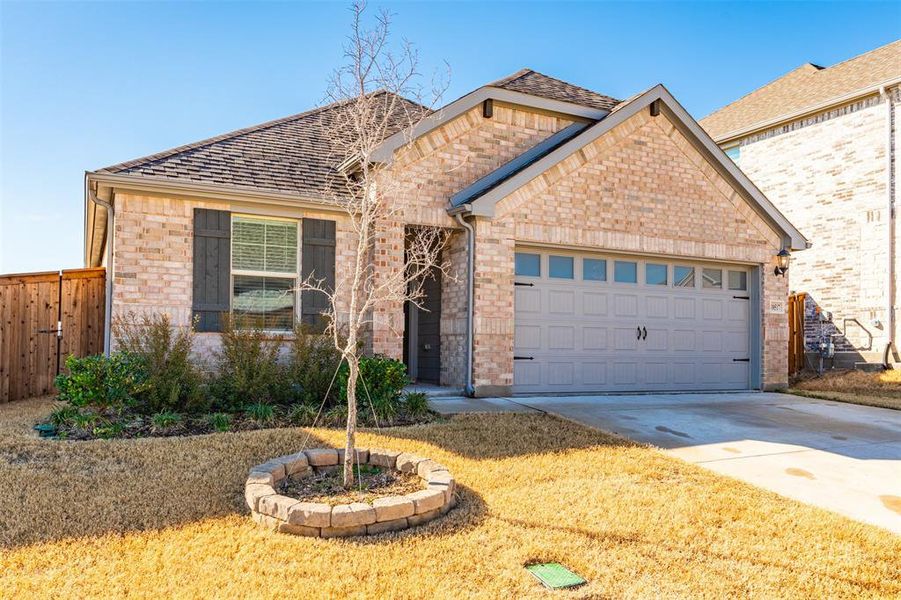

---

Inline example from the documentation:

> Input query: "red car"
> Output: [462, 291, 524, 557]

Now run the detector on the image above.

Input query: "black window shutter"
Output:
[301, 219, 336, 332]
[192, 208, 231, 332]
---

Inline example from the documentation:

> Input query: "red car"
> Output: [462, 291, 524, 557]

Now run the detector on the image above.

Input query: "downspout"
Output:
[454, 212, 476, 397]
[880, 85, 896, 367]
[87, 180, 114, 356]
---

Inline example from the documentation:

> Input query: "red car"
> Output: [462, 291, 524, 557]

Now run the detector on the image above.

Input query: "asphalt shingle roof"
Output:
[95, 69, 622, 199]
[701, 40, 901, 140]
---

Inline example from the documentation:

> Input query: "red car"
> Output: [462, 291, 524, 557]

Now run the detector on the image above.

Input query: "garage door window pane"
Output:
[674, 266, 695, 287]
[728, 271, 747, 290]
[646, 263, 667, 285]
[583, 258, 606, 281]
[702, 268, 722, 289]
[549, 255, 574, 279]
[614, 261, 637, 283]
[515, 253, 540, 277]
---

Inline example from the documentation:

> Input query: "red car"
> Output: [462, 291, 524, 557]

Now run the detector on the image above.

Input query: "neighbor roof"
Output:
[95, 92, 430, 201]
[701, 39, 901, 141]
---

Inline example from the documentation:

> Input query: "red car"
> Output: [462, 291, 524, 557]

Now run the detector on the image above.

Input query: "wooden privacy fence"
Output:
[788, 292, 806, 376]
[0, 268, 105, 402]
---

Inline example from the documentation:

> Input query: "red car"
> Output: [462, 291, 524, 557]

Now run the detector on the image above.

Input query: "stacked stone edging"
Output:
[245, 448, 456, 537]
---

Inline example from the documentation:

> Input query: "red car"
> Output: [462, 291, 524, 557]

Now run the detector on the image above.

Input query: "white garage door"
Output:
[513, 248, 753, 393]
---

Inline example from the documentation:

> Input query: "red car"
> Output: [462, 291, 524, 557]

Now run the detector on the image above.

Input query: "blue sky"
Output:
[1, 1, 898, 273]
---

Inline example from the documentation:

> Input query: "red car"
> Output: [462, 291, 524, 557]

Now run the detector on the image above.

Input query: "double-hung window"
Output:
[231, 216, 299, 332]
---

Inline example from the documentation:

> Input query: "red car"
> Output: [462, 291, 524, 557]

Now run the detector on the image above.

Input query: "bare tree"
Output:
[298, 2, 450, 488]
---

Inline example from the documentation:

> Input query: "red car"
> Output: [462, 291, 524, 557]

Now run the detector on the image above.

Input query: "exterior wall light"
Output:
[774, 248, 791, 277]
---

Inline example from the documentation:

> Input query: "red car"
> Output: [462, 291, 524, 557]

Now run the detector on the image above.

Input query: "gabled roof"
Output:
[454, 85, 809, 251]
[94, 92, 429, 201]
[701, 39, 901, 141]
[489, 69, 619, 111]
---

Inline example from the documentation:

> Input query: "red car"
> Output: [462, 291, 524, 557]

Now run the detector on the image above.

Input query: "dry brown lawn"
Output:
[1, 397, 899, 599]
[791, 369, 901, 410]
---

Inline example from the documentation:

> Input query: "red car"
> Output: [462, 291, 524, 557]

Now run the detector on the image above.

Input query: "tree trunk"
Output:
[343, 355, 359, 488]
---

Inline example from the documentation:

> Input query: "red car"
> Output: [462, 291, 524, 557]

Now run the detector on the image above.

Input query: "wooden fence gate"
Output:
[788, 292, 806, 376]
[0, 268, 105, 402]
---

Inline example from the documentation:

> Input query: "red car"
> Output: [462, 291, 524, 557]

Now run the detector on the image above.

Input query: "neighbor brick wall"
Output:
[732, 86, 898, 356]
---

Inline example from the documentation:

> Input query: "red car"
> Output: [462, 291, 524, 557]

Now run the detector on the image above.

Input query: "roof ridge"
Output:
[820, 38, 901, 72]
[96, 90, 414, 174]
[527, 68, 618, 100]
[488, 68, 534, 88]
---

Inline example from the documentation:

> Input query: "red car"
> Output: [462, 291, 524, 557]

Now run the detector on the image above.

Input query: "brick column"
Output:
[370, 219, 405, 360]
[470, 216, 515, 397]
[762, 263, 789, 390]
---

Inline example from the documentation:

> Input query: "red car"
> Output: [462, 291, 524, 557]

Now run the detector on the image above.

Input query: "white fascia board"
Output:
[370, 87, 609, 164]
[459, 84, 809, 251]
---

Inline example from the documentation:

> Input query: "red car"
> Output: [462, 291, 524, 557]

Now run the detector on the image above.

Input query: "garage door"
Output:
[513, 248, 753, 393]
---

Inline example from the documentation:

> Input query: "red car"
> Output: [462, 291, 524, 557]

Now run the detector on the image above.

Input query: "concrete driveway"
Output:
[431, 392, 901, 534]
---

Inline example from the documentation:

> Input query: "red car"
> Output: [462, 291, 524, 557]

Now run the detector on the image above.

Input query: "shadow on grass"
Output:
[371, 412, 635, 460]
[0, 426, 333, 550]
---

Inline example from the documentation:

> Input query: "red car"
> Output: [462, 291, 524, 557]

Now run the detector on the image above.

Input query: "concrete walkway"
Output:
[430, 392, 901, 534]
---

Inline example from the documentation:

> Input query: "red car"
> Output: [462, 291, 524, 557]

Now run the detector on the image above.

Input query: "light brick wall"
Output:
[111, 192, 357, 363]
[732, 87, 897, 356]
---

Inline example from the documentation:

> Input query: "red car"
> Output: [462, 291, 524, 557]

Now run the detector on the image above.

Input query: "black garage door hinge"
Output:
[733, 358, 750, 362]
[733, 295, 750, 300]
[514, 282, 534, 287]
[514, 355, 534, 360]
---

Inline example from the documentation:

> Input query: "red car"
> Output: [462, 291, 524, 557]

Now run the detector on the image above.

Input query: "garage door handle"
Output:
[733, 358, 750, 362]
[642, 326, 647, 340]
[637, 326, 641, 339]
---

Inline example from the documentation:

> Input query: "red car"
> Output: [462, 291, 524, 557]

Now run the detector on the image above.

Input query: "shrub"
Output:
[403, 391, 431, 419]
[113, 312, 207, 415]
[338, 355, 410, 423]
[151, 411, 181, 431]
[210, 318, 288, 410]
[286, 325, 344, 405]
[71, 411, 102, 430]
[286, 402, 318, 426]
[324, 403, 348, 427]
[92, 422, 124, 439]
[244, 402, 275, 424]
[55, 353, 148, 414]
[206, 412, 232, 433]
[49, 405, 81, 427]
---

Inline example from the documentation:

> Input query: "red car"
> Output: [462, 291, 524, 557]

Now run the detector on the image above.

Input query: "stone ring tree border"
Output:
[245, 447, 457, 538]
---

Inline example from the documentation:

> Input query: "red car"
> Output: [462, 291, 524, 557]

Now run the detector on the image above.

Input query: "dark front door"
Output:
[405, 265, 442, 384]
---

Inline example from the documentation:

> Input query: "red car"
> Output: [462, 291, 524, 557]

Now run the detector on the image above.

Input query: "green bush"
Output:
[324, 403, 348, 427]
[338, 355, 410, 423]
[150, 411, 181, 431]
[205, 412, 231, 432]
[244, 402, 275, 424]
[286, 325, 344, 405]
[403, 391, 431, 419]
[55, 353, 148, 414]
[286, 402, 318, 426]
[113, 312, 207, 415]
[210, 318, 289, 410]
[48, 405, 81, 427]
[92, 421, 124, 439]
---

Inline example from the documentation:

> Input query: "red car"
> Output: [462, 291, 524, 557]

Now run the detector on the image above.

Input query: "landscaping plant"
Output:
[210, 317, 289, 410]
[294, 1, 449, 487]
[55, 353, 148, 415]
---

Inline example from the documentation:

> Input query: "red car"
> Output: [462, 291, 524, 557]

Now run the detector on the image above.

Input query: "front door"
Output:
[404, 265, 442, 384]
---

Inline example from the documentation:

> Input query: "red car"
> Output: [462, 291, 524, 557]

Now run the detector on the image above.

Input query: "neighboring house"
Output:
[84, 69, 806, 396]
[701, 40, 900, 368]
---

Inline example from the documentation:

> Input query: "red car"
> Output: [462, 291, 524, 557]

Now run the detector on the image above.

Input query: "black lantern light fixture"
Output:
[774, 248, 791, 277]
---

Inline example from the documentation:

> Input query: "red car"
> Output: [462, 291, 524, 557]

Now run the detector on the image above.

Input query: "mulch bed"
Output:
[279, 465, 422, 505]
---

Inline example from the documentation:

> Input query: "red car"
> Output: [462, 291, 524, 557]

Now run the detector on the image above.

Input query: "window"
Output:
[702, 268, 723, 289]
[515, 252, 540, 277]
[614, 261, 638, 283]
[583, 258, 607, 282]
[231, 216, 298, 331]
[674, 265, 695, 287]
[646, 263, 667, 285]
[728, 270, 748, 291]
[724, 146, 740, 163]
[549, 255, 574, 279]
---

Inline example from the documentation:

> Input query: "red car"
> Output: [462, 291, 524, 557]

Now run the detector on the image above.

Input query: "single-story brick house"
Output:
[701, 40, 899, 368]
[84, 69, 807, 396]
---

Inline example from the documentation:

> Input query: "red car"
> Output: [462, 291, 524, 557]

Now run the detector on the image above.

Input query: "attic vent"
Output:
[483, 99, 494, 119]
[650, 99, 660, 117]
